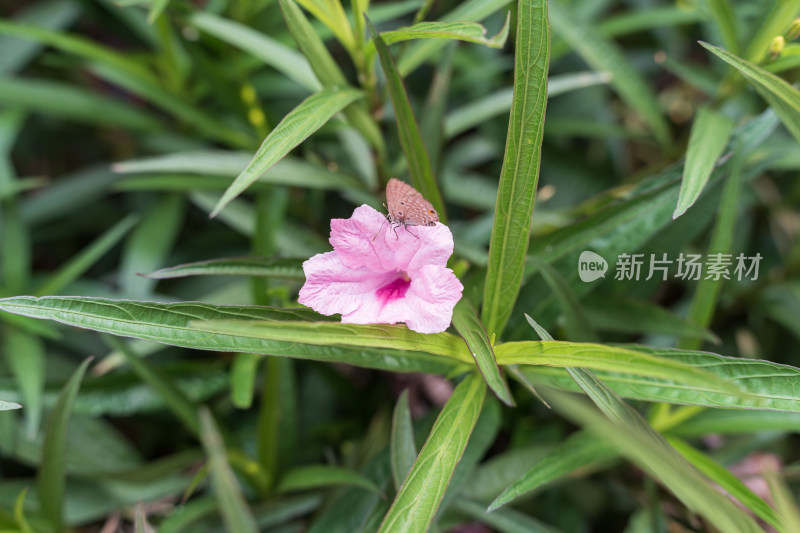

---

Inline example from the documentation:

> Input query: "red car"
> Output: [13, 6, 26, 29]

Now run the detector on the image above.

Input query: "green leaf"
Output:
[521, 343, 800, 412]
[0, 400, 22, 410]
[496, 341, 742, 398]
[0, 297, 463, 374]
[668, 409, 800, 436]
[144, 257, 304, 280]
[3, 328, 44, 437]
[701, 41, 800, 146]
[103, 335, 199, 436]
[667, 437, 779, 529]
[367, 15, 511, 67]
[674, 106, 734, 219]
[231, 353, 262, 409]
[390, 390, 416, 492]
[114, 151, 364, 190]
[490, 431, 615, 510]
[398, 0, 513, 76]
[452, 298, 513, 406]
[276, 465, 382, 495]
[0, 76, 162, 131]
[368, 19, 445, 220]
[33, 213, 139, 296]
[189, 12, 320, 92]
[549, 2, 670, 147]
[0, 0, 80, 74]
[37, 357, 92, 532]
[678, 133, 744, 350]
[280, 0, 384, 155]
[379, 373, 486, 533]
[481, 0, 550, 337]
[706, 0, 739, 55]
[197, 319, 471, 362]
[147, 0, 170, 24]
[211, 87, 363, 217]
[198, 407, 259, 533]
[743, 0, 800, 63]
[544, 374, 762, 533]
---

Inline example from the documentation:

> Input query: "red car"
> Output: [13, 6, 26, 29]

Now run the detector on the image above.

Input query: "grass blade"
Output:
[198, 407, 259, 533]
[37, 357, 92, 532]
[211, 87, 363, 217]
[706, 0, 739, 55]
[390, 390, 416, 492]
[144, 257, 304, 280]
[673, 106, 734, 219]
[0, 400, 22, 410]
[0, 0, 79, 74]
[147, 0, 170, 24]
[379, 373, 486, 533]
[3, 329, 44, 438]
[276, 465, 382, 494]
[482, 0, 550, 337]
[368, 19, 445, 219]
[452, 298, 513, 406]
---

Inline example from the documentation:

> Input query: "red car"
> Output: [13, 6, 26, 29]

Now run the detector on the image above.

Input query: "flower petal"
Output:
[329, 205, 396, 272]
[403, 265, 464, 333]
[383, 223, 454, 276]
[298, 251, 394, 316]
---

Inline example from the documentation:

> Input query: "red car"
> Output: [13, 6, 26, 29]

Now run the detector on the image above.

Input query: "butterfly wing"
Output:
[386, 178, 439, 226]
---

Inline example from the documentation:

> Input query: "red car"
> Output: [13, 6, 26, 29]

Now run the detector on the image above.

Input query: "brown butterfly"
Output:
[386, 178, 439, 227]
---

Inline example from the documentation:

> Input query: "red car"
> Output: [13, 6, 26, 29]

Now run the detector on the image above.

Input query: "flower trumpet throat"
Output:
[298, 205, 463, 334]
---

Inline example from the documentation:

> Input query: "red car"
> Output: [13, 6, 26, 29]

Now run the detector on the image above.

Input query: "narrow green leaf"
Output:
[189, 12, 320, 91]
[103, 334, 199, 436]
[0, 296, 463, 374]
[390, 390, 416, 492]
[667, 437, 779, 529]
[668, 409, 800, 436]
[0, 400, 22, 410]
[678, 133, 744, 350]
[706, 0, 739, 55]
[490, 431, 615, 510]
[482, 0, 550, 337]
[701, 41, 800, 147]
[0, 76, 162, 131]
[33, 214, 139, 296]
[37, 357, 92, 532]
[533, 258, 597, 342]
[120, 195, 184, 298]
[368, 19, 445, 220]
[276, 465, 382, 495]
[398, 0, 513, 76]
[198, 407, 259, 533]
[280, 0, 384, 155]
[144, 257, 304, 280]
[549, 2, 670, 147]
[366, 14, 511, 67]
[768, 472, 800, 532]
[3, 328, 44, 437]
[197, 319, 471, 362]
[496, 341, 742, 398]
[379, 373, 486, 533]
[147, 0, 170, 24]
[257, 356, 295, 483]
[523, 344, 800, 412]
[445, 72, 611, 139]
[544, 373, 762, 533]
[0, 0, 80, 74]
[674, 106, 734, 219]
[452, 298, 513, 406]
[114, 152, 364, 190]
[231, 353, 262, 409]
[13, 487, 33, 533]
[211, 87, 363, 217]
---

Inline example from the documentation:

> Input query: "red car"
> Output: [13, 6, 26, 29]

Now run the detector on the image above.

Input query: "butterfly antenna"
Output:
[372, 218, 388, 241]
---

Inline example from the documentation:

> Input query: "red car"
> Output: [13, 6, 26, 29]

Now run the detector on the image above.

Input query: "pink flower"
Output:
[298, 205, 463, 334]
